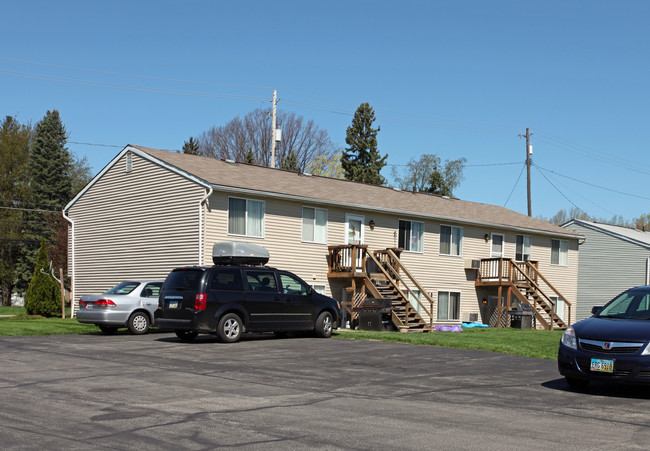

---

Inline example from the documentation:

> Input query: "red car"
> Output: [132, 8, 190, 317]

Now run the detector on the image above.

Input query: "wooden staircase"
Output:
[477, 258, 572, 330]
[369, 274, 429, 332]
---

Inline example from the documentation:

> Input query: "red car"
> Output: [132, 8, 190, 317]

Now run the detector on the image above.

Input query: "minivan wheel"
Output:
[127, 312, 150, 334]
[315, 311, 333, 338]
[98, 325, 118, 335]
[217, 313, 242, 343]
[175, 330, 198, 341]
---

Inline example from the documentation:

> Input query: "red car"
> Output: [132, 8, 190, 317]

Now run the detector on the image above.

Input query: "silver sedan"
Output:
[76, 281, 163, 334]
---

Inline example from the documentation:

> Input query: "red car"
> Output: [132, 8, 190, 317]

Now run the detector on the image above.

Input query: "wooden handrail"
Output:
[367, 250, 435, 327]
[523, 261, 572, 326]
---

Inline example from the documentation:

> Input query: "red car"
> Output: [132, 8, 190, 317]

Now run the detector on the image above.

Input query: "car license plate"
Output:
[86, 304, 92, 309]
[590, 358, 614, 373]
[168, 300, 179, 309]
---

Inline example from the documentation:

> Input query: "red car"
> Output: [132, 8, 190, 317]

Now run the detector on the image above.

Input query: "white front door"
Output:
[491, 233, 504, 258]
[345, 214, 364, 245]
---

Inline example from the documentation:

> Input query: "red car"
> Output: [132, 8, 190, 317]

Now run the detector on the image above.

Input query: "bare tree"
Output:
[198, 108, 341, 172]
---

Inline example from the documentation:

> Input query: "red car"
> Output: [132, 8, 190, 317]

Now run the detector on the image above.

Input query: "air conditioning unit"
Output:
[463, 312, 480, 322]
[464, 259, 481, 269]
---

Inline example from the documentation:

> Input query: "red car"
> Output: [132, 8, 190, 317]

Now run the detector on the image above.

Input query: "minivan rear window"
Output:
[164, 269, 204, 291]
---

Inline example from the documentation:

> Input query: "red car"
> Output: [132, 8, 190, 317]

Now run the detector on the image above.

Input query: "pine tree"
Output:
[341, 103, 387, 185]
[182, 137, 200, 155]
[24, 239, 61, 317]
[244, 149, 255, 164]
[16, 110, 71, 292]
[0, 116, 32, 305]
[281, 150, 299, 172]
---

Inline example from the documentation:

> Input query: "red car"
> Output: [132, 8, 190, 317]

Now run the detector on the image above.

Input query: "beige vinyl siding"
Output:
[204, 192, 578, 324]
[69, 152, 205, 299]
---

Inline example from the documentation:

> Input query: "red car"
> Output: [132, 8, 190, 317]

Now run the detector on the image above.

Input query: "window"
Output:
[245, 270, 277, 292]
[141, 283, 162, 298]
[312, 285, 326, 295]
[302, 207, 327, 243]
[516, 235, 532, 261]
[440, 225, 462, 256]
[228, 197, 265, 237]
[209, 269, 243, 291]
[399, 220, 424, 252]
[491, 233, 504, 258]
[550, 296, 567, 322]
[551, 239, 568, 266]
[279, 273, 309, 296]
[437, 291, 460, 321]
[407, 289, 421, 314]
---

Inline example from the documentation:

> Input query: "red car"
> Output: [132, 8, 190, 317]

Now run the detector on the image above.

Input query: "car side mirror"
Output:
[591, 306, 603, 315]
[307, 286, 314, 295]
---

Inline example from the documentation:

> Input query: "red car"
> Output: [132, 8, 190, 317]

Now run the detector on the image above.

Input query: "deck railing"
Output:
[328, 244, 368, 274]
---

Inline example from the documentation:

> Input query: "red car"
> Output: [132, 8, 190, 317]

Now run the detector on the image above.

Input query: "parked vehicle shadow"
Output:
[543, 377, 650, 399]
[154, 332, 311, 344]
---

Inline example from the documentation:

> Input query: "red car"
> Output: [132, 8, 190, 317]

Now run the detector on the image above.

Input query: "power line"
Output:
[503, 163, 526, 208]
[532, 165, 587, 217]
[533, 164, 650, 201]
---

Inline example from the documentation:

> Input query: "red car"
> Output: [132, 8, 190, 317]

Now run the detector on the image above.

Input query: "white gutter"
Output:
[62, 208, 75, 317]
[198, 187, 213, 265]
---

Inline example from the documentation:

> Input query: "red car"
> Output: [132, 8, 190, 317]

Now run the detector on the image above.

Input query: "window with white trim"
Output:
[551, 239, 568, 266]
[437, 291, 460, 321]
[228, 197, 265, 238]
[516, 235, 532, 261]
[302, 207, 327, 243]
[439, 225, 462, 256]
[399, 220, 423, 252]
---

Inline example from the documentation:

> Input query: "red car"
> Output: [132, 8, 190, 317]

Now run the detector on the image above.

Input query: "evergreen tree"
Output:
[182, 137, 200, 155]
[24, 239, 61, 317]
[16, 110, 71, 292]
[0, 116, 32, 305]
[281, 150, 299, 172]
[341, 103, 387, 185]
[244, 149, 255, 164]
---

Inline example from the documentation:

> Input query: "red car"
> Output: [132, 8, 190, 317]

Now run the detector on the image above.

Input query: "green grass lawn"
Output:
[0, 306, 563, 359]
[333, 328, 564, 360]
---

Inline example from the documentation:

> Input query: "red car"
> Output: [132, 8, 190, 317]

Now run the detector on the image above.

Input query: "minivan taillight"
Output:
[194, 293, 207, 310]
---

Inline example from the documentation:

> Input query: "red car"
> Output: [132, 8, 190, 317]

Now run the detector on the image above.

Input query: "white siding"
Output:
[68, 152, 205, 300]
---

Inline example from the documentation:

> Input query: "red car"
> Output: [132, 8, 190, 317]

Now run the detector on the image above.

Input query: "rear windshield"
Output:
[105, 282, 140, 295]
[164, 270, 205, 292]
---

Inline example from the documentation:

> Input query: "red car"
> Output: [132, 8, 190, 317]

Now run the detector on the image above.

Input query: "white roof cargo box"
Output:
[212, 242, 270, 266]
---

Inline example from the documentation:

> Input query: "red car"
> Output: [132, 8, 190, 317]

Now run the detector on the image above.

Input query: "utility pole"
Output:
[525, 127, 532, 217]
[270, 89, 278, 168]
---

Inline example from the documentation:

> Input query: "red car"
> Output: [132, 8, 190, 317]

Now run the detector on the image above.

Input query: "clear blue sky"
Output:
[2, 0, 649, 222]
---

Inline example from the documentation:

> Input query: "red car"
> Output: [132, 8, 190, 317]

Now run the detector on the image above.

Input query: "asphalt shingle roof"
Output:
[132, 145, 579, 238]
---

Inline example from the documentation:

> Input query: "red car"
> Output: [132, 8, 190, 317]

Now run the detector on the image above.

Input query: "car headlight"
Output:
[642, 343, 650, 356]
[561, 327, 577, 350]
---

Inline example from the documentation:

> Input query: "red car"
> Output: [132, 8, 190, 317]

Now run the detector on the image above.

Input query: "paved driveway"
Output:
[1, 332, 650, 450]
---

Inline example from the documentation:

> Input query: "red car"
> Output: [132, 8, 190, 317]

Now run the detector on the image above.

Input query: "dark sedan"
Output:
[558, 285, 650, 387]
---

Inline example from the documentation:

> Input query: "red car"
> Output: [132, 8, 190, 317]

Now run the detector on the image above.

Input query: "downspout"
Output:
[62, 208, 75, 317]
[646, 257, 650, 286]
[198, 186, 213, 265]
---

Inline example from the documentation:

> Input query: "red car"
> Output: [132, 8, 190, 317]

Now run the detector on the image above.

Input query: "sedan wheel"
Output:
[315, 311, 333, 338]
[217, 313, 242, 343]
[127, 312, 150, 335]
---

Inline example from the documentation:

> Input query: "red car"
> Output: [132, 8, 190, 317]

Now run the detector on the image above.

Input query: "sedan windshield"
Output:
[598, 289, 650, 319]
[104, 282, 141, 295]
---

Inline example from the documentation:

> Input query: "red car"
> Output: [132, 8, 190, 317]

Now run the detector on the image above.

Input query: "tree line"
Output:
[0, 111, 92, 309]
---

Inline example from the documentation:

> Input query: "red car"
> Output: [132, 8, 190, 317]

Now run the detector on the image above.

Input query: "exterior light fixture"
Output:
[369, 220, 375, 230]
[484, 234, 490, 243]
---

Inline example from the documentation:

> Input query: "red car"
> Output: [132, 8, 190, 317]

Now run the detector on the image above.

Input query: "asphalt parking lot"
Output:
[2, 332, 650, 450]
